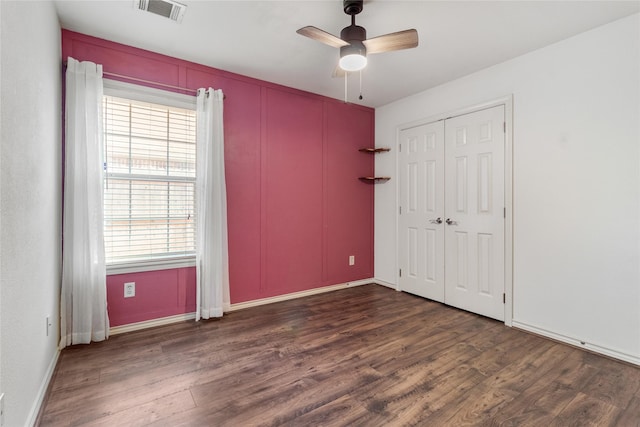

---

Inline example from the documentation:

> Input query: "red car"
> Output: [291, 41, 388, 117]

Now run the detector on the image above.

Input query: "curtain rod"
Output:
[63, 61, 224, 98]
[103, 71, 226, 99]
[102, 70, 227, 99]
[103, 71, 198, 94]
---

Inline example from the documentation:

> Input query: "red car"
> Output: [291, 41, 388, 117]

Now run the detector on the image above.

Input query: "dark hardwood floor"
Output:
[39, 284, 640, 426]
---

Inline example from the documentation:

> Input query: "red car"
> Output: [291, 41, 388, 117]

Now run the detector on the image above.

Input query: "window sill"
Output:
[107, 256, 196, 275]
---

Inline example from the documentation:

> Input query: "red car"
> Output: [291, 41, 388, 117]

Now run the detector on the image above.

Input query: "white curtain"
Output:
[60, 57, 109, 347]
[196, 88, 230, 320]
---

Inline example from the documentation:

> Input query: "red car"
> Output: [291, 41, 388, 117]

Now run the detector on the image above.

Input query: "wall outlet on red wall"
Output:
[124, 282, 136, 298]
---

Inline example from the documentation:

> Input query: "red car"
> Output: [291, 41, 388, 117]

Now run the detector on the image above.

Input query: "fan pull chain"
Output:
[344, 72, 348, 103]
[359, 70, 363, 100]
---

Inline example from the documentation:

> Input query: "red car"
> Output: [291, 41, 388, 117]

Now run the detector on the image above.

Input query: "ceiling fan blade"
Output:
[363, 29, 418, 54]
[296, 26, 349, 49]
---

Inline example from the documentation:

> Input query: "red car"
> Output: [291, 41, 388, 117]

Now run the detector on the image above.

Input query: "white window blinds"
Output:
[103, 95, 196, 265]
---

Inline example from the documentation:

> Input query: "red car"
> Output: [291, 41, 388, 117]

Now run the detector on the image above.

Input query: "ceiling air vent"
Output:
[134, 0, 186, 23]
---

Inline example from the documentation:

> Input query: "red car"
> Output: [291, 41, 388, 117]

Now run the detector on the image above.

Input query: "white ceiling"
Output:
[53, 1, 639, 108]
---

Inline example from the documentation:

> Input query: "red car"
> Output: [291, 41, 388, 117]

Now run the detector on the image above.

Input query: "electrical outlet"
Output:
[46, 316, 52, 337]
[349, 255, 355, 266]
[1, 393, 5, 426]
[124, 282, 136, 298]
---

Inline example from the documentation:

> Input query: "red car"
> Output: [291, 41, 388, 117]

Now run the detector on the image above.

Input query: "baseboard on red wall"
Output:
[110, 278, 376, 335]
[110, 312, 197, 335]
[227, 279, 374, 312]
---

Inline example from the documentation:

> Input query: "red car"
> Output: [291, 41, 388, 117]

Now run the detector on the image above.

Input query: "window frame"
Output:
[103, 79, 197, 275]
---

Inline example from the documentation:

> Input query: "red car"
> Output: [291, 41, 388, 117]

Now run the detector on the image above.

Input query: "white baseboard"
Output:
[110, 313, 196, 335]
[227, 278, 374, 312]
[27, 348, 60, 427]
[372, 278, 398, 291]
[512, 320, 640, 366]
[110, 279, 377, 334]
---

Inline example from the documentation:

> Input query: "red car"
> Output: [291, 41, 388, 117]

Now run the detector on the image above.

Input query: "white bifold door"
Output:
[398, 105, 505, 321]
[398, 121, 446, 302]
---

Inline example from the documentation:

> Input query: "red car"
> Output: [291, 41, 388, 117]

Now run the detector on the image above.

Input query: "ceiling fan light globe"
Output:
[339, 54, 367, 71]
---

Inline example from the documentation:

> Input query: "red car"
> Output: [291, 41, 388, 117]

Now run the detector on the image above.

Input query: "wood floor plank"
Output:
[486, 407, 555, 427]
[38, 284, 640, 426]
[464, 327, 545, 377]
[357, 363, 488, 426]
[488, 347, 593, 424]
[478, 339, 558, 393]
[551, 392, 622, 427]
[369, 315, 497, 376]
[434, 384, 520, 426]
[614, 395, 640, 427]
[82, 390, 196, 427]
[49, 366, 100, 392]
[214, 366, 379, 426]
[281, 393, 384, 427]
[580, 358, 640, 408]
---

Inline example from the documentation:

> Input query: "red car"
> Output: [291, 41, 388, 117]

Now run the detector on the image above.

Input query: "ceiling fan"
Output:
[296, 0, 418, 74]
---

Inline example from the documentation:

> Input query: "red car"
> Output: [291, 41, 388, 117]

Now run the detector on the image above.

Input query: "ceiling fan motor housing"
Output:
[340, 24, 366, 43]
[340, 24, 367, 61]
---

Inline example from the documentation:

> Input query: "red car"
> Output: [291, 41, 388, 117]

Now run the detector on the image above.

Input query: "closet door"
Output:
[444, 105, 505, 321]
[398, 121, 445, 302]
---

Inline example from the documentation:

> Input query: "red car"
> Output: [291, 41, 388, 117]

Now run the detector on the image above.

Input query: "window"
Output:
[103, 84, 197, 272]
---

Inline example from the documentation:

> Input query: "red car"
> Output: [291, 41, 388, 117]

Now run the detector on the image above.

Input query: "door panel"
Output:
[444, 105, 505, 321]
[398, 122, 445, 302]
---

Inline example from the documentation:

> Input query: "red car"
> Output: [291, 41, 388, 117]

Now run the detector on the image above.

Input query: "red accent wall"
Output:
[63, 30, 374, 327]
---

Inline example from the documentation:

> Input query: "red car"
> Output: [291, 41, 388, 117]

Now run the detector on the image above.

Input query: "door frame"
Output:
[394, 95, 514, 326]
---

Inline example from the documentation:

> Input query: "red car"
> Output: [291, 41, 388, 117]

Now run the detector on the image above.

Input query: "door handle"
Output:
[429, 217, 443, 224]
[445, 218, 457, 225]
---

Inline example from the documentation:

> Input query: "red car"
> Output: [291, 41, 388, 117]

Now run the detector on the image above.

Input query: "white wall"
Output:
[0, 1, 62, 425]
[375, 14, 640, 363]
